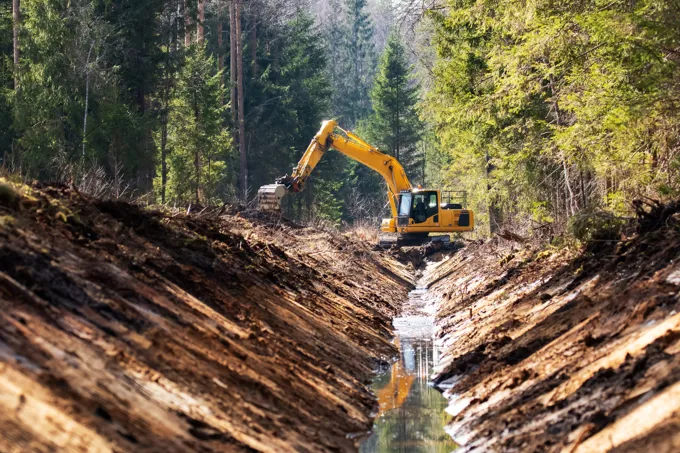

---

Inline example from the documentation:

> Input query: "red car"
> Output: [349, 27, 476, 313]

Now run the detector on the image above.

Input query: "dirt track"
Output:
[0, 181, 412, 452]
[427, 226, 680, 452]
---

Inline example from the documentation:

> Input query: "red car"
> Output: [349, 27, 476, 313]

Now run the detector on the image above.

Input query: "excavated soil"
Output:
[427, 222, 680, 452]
[0, 181, 412, 453]
[5, 177, 679, 453]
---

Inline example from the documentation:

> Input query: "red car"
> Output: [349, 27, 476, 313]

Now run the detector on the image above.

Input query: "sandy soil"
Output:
[427, 222, 680, 452]
[0, 180, 412, 453]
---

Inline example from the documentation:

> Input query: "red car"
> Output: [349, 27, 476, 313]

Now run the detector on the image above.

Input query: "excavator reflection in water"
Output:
[361, 336, 458, 453]
[374, 338, 415, 416]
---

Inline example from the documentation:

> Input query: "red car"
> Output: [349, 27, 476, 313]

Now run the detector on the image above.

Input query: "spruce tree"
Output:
[161, 45, 230, 205]
[344, 0, 375, 127]
[325, 0, 375, 129]
[365, 31, 423, 181]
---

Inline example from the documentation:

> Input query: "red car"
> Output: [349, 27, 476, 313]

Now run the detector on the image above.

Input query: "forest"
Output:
[2, 2, 680, 452]
[2, 0, 680, 236]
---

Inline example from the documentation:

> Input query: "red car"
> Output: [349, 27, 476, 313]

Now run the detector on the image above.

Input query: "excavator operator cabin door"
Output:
[411, 191, 439, 225]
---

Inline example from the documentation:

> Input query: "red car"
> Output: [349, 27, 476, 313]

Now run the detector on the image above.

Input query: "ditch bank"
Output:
[425, 209, 680, 452]
[0, 180, 413, 453]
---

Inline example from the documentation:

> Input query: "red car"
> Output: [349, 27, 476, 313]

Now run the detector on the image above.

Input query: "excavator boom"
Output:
[258, 120, 411, 217]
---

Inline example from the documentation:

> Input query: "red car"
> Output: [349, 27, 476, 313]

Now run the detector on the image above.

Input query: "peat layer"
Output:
[4, 178, 680, 453]
[0, 180, 412, 453]
[426, 211, 680, 453]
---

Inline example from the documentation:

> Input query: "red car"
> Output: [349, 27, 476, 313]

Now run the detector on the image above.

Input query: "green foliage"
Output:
[364, 31, 424, 182]
[158, 45, 230, 205]
[426, 0, 680, 237]
[244, 12, 335, 221]
[310, 176, 344, 226]
[568, 211, 627, 244]
[306, 0, 382, 225]
[2, 0, 338, 217]
[0, 1, 13, 158]
[337, 31, 426, 225]
[6, 0, 167, 182]
[324, 0, 376, 128]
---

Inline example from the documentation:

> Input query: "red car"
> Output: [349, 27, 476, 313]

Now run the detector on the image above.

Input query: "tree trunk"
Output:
[250, 15, 257, 77]
[561, 157, 576, 216]
[161, 0, 181, 204]
[421, 141, 426, 187]
[580, 166, 587, 209]
[184, 0, 192, 47]
[235, 0, 247, 199]
[229, 0, 237, 127]
[161, 120, 168, 203]
[82, 42, 94, 162]
[12, 0, 20, 89]
[395, 80, 400, 162]
[217, 3, 224, 105]
[197, 0, 205, 45]
[194, 100, 201, 205]
[486, 148, 499, 234]
[548, 73, 576, 217]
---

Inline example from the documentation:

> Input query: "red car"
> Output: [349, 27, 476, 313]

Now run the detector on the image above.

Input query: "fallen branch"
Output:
[497, 229, 527, 244]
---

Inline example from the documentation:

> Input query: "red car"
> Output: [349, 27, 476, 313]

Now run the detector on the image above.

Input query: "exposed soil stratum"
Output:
[427, 218, 680, 452]
[3, 179, 680, 453]
[0, 181, 412, 453]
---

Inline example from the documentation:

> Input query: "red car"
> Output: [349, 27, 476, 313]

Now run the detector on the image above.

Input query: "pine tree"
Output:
[365, 31, 423, 181]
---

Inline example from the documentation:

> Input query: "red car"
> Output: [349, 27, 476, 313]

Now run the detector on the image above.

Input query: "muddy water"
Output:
[360, 281, 458, 453]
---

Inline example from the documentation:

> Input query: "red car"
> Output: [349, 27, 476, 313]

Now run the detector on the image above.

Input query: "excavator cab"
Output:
[398, 191, 439, 226]
[382, 189, 474, 239]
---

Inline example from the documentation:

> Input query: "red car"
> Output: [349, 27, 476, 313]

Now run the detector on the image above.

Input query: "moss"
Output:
[535, 249, 554, 262]
[0, 215, 16, 228]
[55, 211, 69, 223]
[0, 183, 20, 210]
[0, 178, 40, 209]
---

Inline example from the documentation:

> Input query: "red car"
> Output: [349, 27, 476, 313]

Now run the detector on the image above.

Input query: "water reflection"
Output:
[360, 327, 457, 453]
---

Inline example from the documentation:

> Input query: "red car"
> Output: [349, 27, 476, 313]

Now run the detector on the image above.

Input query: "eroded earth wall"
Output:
[0, 181, 412, 453]
[427, 228, 680, 453]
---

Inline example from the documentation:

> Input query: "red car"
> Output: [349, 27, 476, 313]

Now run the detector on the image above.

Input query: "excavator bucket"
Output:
[258, 184, 288, 212]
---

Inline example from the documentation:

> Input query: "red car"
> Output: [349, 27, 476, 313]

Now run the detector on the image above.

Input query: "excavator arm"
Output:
[258, 120, 411, 216]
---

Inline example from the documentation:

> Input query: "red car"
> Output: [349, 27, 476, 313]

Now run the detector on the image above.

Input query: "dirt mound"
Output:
[426, 217, 680, 452]
[389, 240, 465, 270]
[0, 180, 411, 452]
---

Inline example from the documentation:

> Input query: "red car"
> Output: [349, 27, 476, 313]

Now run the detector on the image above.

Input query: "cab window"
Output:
[412, 191, 438, 223]
[398, 194, 412, 217]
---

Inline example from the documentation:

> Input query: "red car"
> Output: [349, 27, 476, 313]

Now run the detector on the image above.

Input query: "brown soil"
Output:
[5, 177, 679, 453]
[428, 225, 680, 452]
[0, 181, 412, 453]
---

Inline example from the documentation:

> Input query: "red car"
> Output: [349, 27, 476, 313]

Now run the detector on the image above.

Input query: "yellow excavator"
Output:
[258, 120, 474, 246]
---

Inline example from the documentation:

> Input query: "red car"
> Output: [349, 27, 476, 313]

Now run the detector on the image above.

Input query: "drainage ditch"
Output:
[360, 262, 458, 452]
